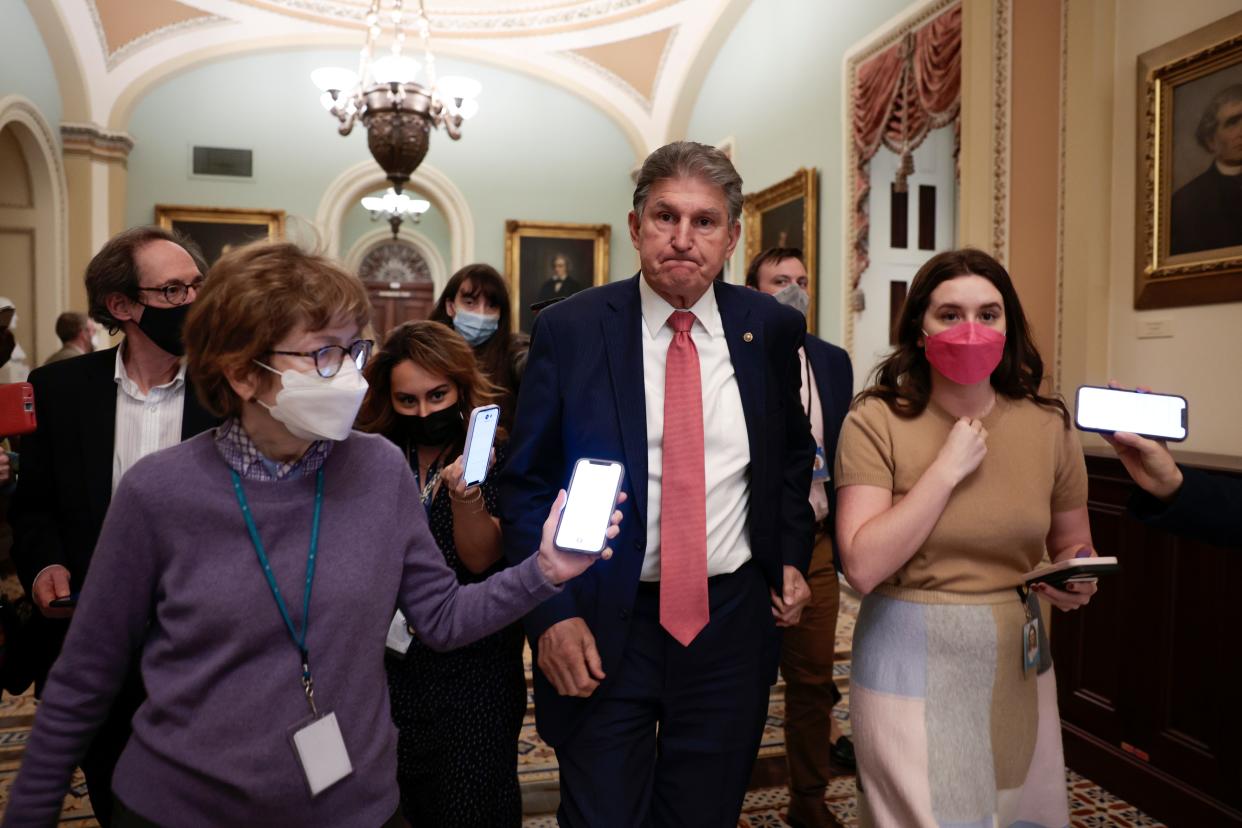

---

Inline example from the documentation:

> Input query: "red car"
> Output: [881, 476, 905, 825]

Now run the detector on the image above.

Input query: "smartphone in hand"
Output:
[462, 405, 500, 487]
[554, 458, 625, 555]
[1075, 385, 1187, 441]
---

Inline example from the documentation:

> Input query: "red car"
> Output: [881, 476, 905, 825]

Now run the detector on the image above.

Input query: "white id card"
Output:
[386, 610, 414, 656]
[291, 711, 353, 797]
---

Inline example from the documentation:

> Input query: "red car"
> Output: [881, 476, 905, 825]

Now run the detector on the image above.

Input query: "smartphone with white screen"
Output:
[1074, 386, 1188, 442]
[462, 405, 500, 487]
[554, 459, 625, 555]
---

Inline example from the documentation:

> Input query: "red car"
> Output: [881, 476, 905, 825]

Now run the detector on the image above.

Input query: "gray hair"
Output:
[1195, 84, 1242, 153]
[632, 141, 744, 224]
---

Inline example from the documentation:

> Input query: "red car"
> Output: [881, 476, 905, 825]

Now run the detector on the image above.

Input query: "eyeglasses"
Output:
[269, 339, 374, 378]
[136, 278, 205, 306]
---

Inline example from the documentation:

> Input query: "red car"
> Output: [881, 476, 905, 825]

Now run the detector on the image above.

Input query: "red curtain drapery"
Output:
[851, 3, 961, 290]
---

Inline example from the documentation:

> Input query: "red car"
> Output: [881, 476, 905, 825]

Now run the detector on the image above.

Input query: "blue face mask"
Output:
[452, 308, 500, 346]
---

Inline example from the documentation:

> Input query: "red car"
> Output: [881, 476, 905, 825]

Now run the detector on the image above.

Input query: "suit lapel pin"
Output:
[742, 332, 754, 342]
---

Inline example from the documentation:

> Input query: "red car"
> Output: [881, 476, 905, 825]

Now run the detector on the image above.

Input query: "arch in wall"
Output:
[316, 160, 474, 273]
[0, 96, 69, 362]
[343, 226, 450, 297]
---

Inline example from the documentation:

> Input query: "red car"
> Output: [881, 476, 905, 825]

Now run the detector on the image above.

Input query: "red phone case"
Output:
[0, 383, 37, 436]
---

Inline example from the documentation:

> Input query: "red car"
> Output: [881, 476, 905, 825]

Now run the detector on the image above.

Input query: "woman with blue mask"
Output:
[5, 244, 623, 827]
[356, 321, 524, 827]
[429, 265, 527, 430]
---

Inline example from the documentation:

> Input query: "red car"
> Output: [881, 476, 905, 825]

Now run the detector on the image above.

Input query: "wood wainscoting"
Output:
[1054, 451, 1242, 826]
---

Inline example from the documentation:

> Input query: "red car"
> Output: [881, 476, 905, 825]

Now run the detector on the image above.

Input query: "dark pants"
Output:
[81, 658, 146, 827]
[554, 561, 777, 828]
[779, 532, 842, 814]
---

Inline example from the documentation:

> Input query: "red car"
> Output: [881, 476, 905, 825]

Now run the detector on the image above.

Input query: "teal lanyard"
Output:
[231, 467, 326, 716]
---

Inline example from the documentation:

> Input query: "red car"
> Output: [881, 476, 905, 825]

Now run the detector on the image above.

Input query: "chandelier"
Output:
[312, 0, 480, 194]
[362, 188, 431, 239]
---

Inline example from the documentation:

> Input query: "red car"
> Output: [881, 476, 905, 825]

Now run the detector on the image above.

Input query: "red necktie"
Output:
[659, 310, 709, 647]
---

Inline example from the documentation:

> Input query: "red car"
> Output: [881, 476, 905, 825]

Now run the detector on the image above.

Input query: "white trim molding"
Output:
[343, 226, 449, 297]
[0, 95, 70, 363]
[315, 160, 474, 272]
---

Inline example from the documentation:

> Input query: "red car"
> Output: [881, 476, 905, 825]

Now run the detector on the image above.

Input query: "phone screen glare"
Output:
[1077, 387, 1185, 439]
[557, 463, 621, 552]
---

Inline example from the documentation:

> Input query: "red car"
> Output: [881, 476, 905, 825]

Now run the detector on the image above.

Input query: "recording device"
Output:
[553, 458, 625, 555]
[49, 593, 80, 609]
[462, 405, 500, 487]
[0, 307, 14, 329]
[1023, 557, 1120, 589]
[1074, 385, 1187, 442]
[0, 383, 37, 436]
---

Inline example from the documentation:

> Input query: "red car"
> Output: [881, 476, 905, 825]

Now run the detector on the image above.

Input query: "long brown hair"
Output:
[428, 264, 520, 394]
[356, 320, 505, 447]
[857, 248, 1070, 426]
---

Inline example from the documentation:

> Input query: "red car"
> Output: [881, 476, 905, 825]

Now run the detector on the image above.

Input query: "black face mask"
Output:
[136, 302, 190, 356]
[398, 407, 464, 448]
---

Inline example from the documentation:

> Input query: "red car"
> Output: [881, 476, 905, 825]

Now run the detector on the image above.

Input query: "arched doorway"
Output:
[358, 239, 436, 339]
[0, 96, 68, 367]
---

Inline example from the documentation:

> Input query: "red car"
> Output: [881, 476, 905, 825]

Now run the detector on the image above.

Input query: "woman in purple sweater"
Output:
[3, 243, 620, 827]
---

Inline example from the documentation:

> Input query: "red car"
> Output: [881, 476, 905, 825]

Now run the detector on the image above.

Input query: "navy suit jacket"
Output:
[499, 275, 816, 745]
[803, 334, 853, 543]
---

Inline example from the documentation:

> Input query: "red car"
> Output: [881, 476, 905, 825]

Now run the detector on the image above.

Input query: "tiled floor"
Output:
[0, 584, 1166, 826]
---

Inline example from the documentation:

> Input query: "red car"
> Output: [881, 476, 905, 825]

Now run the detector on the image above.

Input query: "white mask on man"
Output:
[254, 357, 369, 442]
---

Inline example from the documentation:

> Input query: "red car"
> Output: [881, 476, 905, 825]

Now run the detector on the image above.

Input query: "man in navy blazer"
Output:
[500, 141, 816, 827]
[747, 247, 853, 828]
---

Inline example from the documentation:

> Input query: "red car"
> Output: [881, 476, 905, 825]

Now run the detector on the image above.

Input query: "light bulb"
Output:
[311, 67, 358, 93]
[371, 55, 421, 85]
[437, 75, 481, 101]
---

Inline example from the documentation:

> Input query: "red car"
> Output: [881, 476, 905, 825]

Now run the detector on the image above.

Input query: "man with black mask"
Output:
[9, 225, 219, 825]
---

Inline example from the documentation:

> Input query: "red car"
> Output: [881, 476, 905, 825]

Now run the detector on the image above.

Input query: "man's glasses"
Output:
[268, 339, 374, 378]
[136, 278, 205, 306]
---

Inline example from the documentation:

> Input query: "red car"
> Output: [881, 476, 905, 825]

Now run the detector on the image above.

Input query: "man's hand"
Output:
[537, 617, 605, 697]
[32, 565, 74, 618]
[770, 565, 811, 627]
[0, 452, 10, 486]
[1102, 381, 1183, 502]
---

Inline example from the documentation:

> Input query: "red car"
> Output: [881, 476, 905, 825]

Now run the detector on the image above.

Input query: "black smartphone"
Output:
[553, 459, 625, 555]
[1074, 385, 1187, 442]
[49, 593, 80, 609]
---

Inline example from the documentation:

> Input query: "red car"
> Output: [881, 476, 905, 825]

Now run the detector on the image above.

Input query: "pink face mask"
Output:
[922, 322, 1006, 385]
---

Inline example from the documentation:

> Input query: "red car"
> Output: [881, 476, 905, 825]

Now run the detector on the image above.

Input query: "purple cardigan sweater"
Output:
[4, 431, 559, 826]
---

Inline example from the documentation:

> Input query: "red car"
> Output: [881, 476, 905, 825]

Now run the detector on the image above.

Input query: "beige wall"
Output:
[1101, 0, 1242, 456]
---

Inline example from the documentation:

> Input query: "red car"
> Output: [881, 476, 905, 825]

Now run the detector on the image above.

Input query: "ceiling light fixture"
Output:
[312, 0, 480, 196]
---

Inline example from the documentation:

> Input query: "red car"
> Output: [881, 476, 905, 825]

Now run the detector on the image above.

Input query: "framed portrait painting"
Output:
[1135, 11, 1242, 309]
[155, 205, 285, 267]
[504, 220, 610, 333]
[742, 168, 819, 332]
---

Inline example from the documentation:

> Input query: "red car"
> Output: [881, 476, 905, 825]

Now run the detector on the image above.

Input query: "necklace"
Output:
[406, 439, 449, 505]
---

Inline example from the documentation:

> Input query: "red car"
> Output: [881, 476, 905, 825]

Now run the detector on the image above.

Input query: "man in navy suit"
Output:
[746, 247, 853, 828]
[500, 141, 816, 827]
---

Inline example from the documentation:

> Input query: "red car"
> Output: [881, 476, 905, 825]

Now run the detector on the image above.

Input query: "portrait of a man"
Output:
[1169, 74, 1242, 256]
[535, 252, 587, 304]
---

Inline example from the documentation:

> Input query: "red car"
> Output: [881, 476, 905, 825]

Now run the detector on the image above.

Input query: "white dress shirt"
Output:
[799, 348, 830, 522]
[113, 345, 186, 492]
[638, 276, 752, 581]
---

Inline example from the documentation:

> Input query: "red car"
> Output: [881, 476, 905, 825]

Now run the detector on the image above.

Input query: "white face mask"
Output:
[254, 357, 369, 442]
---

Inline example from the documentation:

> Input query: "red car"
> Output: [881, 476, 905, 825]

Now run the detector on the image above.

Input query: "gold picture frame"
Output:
[1135, 10, 1242, 309]
[742, 168, 819, 333]
[155, 204, 286, 266]
[505, 220, 610, 333]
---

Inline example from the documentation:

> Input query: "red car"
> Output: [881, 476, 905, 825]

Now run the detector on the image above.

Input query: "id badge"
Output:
[1022, 617, 1041, 677]
[811, 446, 830, 482]
[290, 711, 353, 797]
[385, 610, 414, 656]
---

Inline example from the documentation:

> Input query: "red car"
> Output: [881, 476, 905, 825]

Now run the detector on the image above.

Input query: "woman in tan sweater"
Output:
[834, 248, 1098, 827]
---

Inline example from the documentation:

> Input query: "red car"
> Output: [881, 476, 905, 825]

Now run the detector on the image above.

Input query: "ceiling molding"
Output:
[87, 0, 227, 70]
[566, 26, 676, 110]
